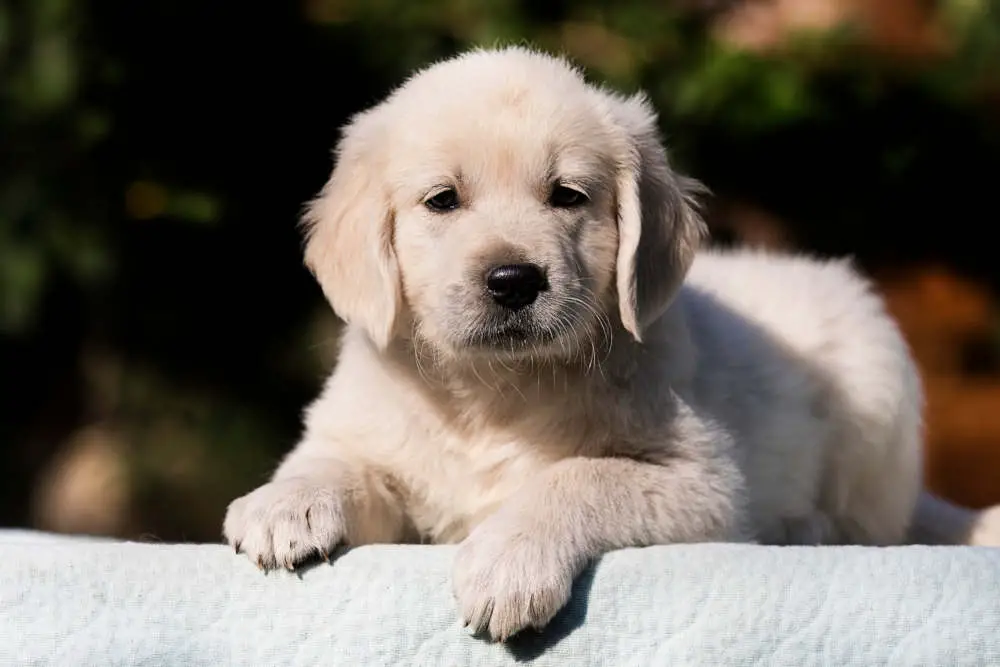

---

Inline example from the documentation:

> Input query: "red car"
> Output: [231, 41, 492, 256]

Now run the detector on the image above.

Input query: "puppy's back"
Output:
[683, 248, 923, 544]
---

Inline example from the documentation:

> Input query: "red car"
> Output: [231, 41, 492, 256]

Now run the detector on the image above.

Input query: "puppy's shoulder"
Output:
[301, 325, 416, 444]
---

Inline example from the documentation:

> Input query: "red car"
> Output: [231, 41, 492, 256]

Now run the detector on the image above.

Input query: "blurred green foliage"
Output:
[2, 0, 1000, 540]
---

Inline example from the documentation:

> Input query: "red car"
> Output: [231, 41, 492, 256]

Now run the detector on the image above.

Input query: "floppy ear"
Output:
[301, 110, 401, 349]
[610, 93, 708, 342]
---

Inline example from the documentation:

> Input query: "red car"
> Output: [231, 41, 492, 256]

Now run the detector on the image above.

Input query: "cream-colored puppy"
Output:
[224, 46, 1000, 641]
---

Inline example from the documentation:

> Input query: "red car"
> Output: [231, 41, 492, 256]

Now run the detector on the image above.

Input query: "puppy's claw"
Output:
[233, 540, 241, 554]
[319, 548, 330, 562]
[256, 555, 264, 570]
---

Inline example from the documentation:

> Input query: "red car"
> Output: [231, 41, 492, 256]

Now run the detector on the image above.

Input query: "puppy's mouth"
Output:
[463, 310, 559, 351]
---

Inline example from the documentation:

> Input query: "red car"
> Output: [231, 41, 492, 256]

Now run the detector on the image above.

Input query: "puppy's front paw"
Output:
[223, 478, 346, 571]
[453, 522, 575, 642]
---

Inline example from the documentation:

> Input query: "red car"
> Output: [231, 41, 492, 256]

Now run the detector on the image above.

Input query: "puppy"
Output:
[224, 46, 1000, 641]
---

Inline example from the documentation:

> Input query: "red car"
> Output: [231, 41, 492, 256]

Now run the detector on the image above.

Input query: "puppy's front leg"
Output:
[453, 454, 746, 641]
[223, 449, 409, 570]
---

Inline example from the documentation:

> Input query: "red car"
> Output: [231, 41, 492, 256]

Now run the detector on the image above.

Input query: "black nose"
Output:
[485, 263, 548, 310]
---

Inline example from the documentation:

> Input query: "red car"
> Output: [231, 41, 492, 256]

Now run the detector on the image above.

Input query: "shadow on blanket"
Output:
[501, 565, 597, 661]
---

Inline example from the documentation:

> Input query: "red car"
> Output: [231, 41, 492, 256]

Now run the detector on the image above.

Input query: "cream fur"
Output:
[224, 46, 1000, 642]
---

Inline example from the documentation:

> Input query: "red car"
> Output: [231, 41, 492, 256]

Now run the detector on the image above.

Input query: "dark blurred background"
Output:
[3, 0, 1000, 543]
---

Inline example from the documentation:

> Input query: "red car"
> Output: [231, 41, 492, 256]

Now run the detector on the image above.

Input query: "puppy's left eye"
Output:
[549, 185, 588, 208]
[425, 188, 460, 212]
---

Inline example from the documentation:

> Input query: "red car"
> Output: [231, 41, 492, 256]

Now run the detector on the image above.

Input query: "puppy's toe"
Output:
[224, 497, 276, 570]
[271, 514, 314, 570]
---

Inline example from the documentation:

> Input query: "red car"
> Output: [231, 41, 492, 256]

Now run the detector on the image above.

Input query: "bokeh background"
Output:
[3, 0, 1000, 543]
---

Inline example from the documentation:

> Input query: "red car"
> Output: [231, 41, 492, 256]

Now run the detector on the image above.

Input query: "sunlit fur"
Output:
[225, 46, 1000, 642]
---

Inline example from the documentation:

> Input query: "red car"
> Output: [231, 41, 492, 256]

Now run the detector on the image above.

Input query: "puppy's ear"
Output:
[610, 93, 708, 342]
[301, 110, 401, 349]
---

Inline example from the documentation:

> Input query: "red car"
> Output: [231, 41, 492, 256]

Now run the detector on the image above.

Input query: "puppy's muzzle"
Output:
[485, 263, 549, 311]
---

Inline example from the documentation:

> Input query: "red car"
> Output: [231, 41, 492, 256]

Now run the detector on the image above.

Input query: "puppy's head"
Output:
[302, 47, 706, 362]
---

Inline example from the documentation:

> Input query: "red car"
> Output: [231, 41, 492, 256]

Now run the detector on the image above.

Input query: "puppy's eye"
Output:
[425, 188, 460, 212]
[549, 185, 588, 208]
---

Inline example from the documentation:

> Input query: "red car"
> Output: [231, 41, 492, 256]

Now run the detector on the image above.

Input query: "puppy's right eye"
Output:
[425, 188, 460, 212]
[549, 184, 589, 209]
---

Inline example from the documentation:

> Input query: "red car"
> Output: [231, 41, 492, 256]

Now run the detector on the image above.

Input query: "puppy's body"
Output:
[225, 46, 1000, 641]
[281, 250, 916, 547]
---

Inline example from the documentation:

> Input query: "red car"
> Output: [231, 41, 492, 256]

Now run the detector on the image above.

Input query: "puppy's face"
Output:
[386, 75, 620, 361]
[303, 48, 707, 365]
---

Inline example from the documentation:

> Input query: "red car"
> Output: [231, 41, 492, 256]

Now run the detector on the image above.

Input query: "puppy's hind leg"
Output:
[908, 491, 1000, 546]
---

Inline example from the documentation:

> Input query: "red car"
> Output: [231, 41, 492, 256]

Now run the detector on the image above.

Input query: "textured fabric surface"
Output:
[1, 529, 999, 666]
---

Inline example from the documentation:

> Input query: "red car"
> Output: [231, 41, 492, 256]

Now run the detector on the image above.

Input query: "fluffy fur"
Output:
[224, 46, 1000, 641]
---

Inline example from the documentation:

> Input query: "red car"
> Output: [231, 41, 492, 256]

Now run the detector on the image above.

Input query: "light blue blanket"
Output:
[1, 529, 998, 665]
